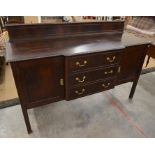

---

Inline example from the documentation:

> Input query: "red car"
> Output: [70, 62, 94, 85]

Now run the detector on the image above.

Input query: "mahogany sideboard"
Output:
[6, 21, 150, 133]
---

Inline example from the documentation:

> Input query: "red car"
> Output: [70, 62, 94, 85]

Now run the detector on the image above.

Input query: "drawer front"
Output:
[66, 50, 122, 72]
[66, 79, 114, 100]
[103, 52, 122, 66]
[68, 66, 119, 87]
[66, 53, 102, 72]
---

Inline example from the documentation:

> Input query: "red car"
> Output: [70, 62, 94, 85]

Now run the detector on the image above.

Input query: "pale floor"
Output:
[0, 57, 155, 102]
[0, 64, 18, 102]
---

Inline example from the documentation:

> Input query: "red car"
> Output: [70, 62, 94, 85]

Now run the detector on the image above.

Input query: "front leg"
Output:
[129, 79, 138, 99]
[21, 106, 32, 134]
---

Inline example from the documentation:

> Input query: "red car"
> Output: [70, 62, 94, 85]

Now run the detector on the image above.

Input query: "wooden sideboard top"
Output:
[6, 32, 150, 62]
[5, 22, 150, 62]
[6, 33, 124, 62]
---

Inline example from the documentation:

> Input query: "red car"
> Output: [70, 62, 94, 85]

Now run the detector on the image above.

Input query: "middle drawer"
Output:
[68, 66, 119, 87]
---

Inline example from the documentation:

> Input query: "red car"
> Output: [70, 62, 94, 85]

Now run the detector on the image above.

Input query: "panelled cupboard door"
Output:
[13, 56, 65, 108]
[119, 45, 147, 81]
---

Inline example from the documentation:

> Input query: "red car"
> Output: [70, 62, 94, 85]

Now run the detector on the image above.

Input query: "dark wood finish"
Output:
[122, 31, 155, 72]
[6, 22, 150, 133]
[68, 66, 119, 87]
[117, 44, 148, 84]
[148, 44, 155, 59]
[11, 57, 65, 109]
[66, 50, 122, 73]
[6, 34, 124, 62]
[6, 21, 124, 42]
[129, 79, 139, 99]
[65, 50, 122, 100]
[129, 45, 148, 99]
[67, 79, 114, 100]
[11, 56, 65, 133]
[146, 44, 155, 67]
[21, 105, 32, 134]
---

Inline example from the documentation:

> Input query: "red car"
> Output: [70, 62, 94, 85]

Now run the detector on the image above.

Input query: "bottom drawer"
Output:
[66, 79, 114, 100]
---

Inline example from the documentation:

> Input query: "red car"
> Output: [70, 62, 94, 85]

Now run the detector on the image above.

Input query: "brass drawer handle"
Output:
[102, 83, 110, 88]
[75, 76, 86, 83]
[60, 78, 64, 86]
[76, 60, 87, 67]
[75, 88, 85, 95]
[106, 56, 116, 62]
[117, 66, 121, 73]
[104, 70, 114, 75]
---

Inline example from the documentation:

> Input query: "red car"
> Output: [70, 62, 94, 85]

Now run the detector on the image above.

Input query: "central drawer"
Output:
[66, 50, 122, 73]
[66, 79, 114, 100]
[68, 66, 119, 87]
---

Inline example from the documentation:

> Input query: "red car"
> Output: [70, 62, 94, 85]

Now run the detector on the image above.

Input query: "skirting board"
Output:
[0, 98, 19, 109]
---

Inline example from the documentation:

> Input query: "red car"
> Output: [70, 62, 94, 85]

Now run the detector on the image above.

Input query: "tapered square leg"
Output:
[21, 106, 32, 134]
[129, 80, 138, 99]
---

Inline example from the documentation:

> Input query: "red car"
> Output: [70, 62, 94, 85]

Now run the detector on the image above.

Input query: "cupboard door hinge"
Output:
[60, 78, 64, 86]
[117, 67, 121, 73]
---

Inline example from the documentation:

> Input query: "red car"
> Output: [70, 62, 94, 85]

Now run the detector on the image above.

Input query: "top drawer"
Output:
[66, 50, 122, 73]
